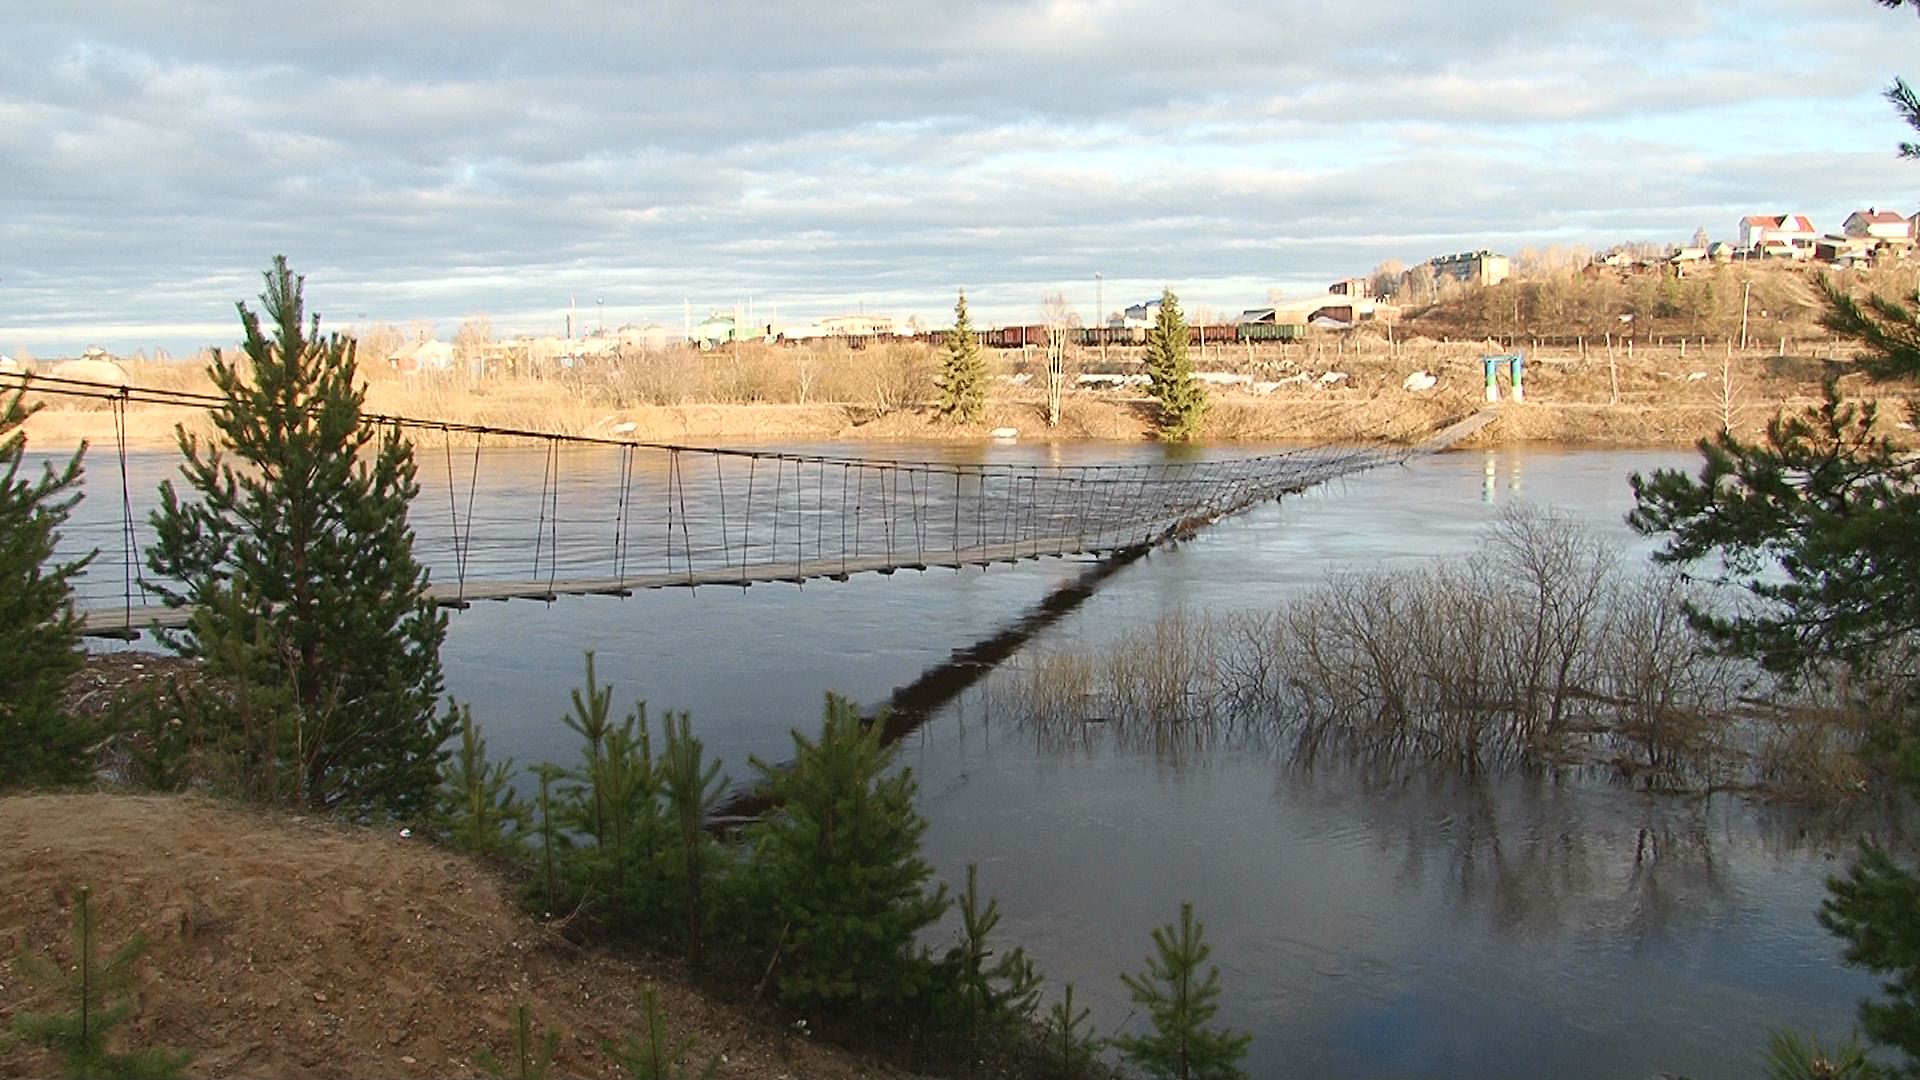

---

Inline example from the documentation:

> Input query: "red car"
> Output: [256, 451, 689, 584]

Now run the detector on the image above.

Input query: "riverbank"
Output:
[0, 790, 927, 1080]
[16, 338, 1911, 452]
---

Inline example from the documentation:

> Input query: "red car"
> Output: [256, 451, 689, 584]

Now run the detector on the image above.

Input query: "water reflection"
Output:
[915, 707, 1864, 1080]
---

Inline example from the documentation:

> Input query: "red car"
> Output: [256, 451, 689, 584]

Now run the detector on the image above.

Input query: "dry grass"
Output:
[14, 334, 1910, 452]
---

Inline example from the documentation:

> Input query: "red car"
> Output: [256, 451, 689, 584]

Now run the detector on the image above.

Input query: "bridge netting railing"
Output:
[6, 374, 1411, 632]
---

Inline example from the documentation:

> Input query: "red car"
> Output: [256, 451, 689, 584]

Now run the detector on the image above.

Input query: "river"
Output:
[57, 441, 1877, 1079]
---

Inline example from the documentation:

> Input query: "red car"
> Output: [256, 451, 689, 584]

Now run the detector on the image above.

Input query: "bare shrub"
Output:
[1592, 569, 1744, 788]
[983, 505, 1855, 799]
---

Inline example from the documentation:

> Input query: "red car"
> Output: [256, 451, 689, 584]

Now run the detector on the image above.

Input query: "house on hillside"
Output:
[1816, 234, 1874, 265]
[1738, 213, 1817, 257]
[1429, 251, 1510, 287]
[1844, 208, 1913, 241]
[1328, 277, 1373, 298]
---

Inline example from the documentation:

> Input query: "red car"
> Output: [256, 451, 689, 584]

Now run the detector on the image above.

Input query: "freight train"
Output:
[890, 322, 1307, 350]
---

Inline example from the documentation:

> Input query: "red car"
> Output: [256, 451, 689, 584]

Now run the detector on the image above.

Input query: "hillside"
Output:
[0, 792, 922, 1079]
[1393, 260, 1884, 344]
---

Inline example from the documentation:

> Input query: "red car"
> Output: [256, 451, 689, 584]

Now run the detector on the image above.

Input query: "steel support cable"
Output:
[547, 439, 562, 597]
[769, 457, 783, 570]
[10, 374, 1405, 483]
[532, 437, 553, 583]
[711, 452, 730, 571]
[841, 463, 852, 574]
[740, 456, 757, 571]
[614, 444, 635, 585]
[673, 450, 696, 587]
[882, 465, 896, 566]
[459, 436, 482, 597]
[112, 392, 138, 630]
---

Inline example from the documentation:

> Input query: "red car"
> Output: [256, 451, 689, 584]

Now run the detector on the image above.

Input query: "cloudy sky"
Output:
[3, 0, 1917, 356]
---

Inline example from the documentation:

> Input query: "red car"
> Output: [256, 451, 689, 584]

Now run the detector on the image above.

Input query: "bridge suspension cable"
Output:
[3, 373, 1492, 638]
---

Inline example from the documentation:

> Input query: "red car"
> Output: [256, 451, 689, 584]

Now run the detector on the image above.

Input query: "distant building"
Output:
[1429, 251, 1510, 287]
[385, 339, 455, 373]
[1738, 213, 1817, 257]
[1122, 299, 1163, 328]
[1816, 234, 1874, 264]
[1328, 277, 1374, 298]
[1844, 208, 1913, 241]
[1244, 296, 1376, 326]
[697, 312, 742, 346]
[617, 322, 681, 350]
[814, 313, 897, 337]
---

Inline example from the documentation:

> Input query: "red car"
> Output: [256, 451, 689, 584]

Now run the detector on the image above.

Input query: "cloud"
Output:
[1, 0, 1915, 353]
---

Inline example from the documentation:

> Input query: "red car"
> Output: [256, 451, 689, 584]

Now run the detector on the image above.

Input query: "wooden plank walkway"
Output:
[80, 537, 1120, 636]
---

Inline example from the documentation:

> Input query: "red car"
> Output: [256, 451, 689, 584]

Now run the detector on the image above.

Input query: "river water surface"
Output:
[64, 442, 1877, 1079]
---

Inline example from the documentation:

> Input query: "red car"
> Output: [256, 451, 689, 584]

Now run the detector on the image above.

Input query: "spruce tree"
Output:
[8, 885, 191, 1080]
[1112, 902, 1251, 1080]
[0, 383, 92, 789]
[937, 290, 988, 423]
[146, 256, 449, 815]
[1144, 289, 1207, 441]
[748, 692, 949, 1014]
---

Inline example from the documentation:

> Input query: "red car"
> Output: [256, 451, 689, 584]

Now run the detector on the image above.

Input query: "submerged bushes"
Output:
[989, 506, 1865, 797]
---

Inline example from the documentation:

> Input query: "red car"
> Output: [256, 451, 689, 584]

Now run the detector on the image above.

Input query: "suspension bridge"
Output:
[5, 374, 1498, 639]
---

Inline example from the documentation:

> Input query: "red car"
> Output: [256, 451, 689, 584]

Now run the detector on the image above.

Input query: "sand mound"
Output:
[0, 793, 906, 1079]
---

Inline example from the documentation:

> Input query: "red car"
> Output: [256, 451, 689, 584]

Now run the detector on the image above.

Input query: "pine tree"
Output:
[529, 763, 568, 916]
[1040, 983, 1101, 1079]
[1144, 289, 1207, 441]
[940, 863, 1043, 1054]
[0, 383, 93, 789]
[658, 711, 727, 966]
[748, 692, 949, 1013]
[1641, 15, 1920, 1068]
[146, 256, 449, 815]
[474, 1003, 560, 1080]
[937, 290, 988, 423]
[436, 702, 529, 859]
[1763, 1028, 1880, 1080]
[556, 653, 670, 925]
[1112, 902, 1251, 1080]
[604, 987, 718, 1080]
[7, 885, 191, 1079]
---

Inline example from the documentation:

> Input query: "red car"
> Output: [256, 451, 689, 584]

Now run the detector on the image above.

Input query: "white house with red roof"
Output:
[1738, 213, 1817, 258]
[1843, 207, 1914, 241]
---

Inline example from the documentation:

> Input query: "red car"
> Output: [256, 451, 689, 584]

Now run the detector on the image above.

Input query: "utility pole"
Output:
[1096, 271, 1105, 364]
[597, 297, 604, 334]
[1739, 279, 1752, 351]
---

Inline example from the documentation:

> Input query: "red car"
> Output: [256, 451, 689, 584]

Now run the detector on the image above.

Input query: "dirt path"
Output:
[0, 792, 922, 1079]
